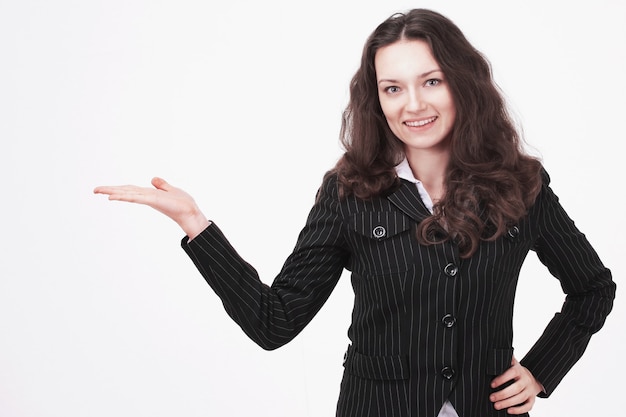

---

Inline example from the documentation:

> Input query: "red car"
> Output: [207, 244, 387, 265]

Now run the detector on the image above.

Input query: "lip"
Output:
[404, 116, 438, 127]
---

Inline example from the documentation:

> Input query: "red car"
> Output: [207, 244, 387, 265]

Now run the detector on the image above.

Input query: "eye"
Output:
[384, 86, 401, 94]
[424, 79, 441, 87]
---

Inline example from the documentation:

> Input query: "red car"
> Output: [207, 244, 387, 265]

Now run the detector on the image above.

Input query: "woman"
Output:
[94, 9, 615, 417]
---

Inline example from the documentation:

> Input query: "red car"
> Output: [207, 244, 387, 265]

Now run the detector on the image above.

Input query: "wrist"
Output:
[179, 210, 210, 240]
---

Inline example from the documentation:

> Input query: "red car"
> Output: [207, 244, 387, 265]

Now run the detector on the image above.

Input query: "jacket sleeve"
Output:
[181, 175, 350, 350]
[520, 171, 616, 396]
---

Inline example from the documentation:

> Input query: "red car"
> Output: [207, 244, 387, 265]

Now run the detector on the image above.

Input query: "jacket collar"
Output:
[387, 179, 432, 223]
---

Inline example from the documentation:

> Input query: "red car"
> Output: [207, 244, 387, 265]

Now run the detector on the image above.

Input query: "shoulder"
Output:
[523, 165, 554, 225]
[316, 170, 341, 203]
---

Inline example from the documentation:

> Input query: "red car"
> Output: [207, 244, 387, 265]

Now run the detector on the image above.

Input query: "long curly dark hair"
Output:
[332, 9, 543, 258]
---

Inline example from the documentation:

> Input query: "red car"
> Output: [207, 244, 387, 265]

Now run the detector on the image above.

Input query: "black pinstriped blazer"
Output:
[182, 170, 615, 417]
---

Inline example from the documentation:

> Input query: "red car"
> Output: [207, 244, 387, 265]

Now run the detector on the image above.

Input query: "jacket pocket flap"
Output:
[351, 211, 411, 240]
[343, 346, 409, 380]
[486, 348, 514, 375]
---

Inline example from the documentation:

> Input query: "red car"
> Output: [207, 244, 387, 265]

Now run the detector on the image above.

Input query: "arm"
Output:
[181, 175, 350, 350]
[489, 172, 615, 414]
[519, 175, 616, 396]
[95, 175, 350, 350]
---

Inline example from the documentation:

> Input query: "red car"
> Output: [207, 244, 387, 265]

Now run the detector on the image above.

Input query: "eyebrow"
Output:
[377, 69, 443, 85]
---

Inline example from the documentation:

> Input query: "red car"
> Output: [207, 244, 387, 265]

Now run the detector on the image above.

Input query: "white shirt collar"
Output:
[394, 158, 434, 213]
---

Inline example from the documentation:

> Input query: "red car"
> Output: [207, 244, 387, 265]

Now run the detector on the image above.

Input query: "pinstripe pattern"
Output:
[182, 171, 615, 417]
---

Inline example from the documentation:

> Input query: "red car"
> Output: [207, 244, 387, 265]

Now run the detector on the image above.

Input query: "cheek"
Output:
[385, 121, 404, 143]
[447, 103, 457, 126]
[378, 99, 399, 124]
[444, 101, 456, 120]
[435, 94, 456, 128]
[443, 91, 456, 119]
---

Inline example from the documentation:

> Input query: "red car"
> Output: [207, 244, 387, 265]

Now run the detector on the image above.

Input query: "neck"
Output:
[404, 147, 449, 202]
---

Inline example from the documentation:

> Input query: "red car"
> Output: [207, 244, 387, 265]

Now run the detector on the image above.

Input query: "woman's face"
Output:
[375, 39, 456, 158]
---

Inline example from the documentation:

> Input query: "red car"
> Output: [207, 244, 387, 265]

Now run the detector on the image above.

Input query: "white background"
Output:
[1, 0, 624, 416]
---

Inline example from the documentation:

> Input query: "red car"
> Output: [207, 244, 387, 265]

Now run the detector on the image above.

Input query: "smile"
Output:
[404, 116, 437, 127]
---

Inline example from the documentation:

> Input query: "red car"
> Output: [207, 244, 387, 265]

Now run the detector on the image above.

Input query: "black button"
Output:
[507, 225, 520, 239]
[441, 314, 456, 328]
[372, 225, 386, 239]
[444, 263, 458, 277]
[441, 366, 455, 380]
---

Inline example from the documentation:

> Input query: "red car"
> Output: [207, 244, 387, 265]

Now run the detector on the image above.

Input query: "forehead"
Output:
[374, 39, 439, 79]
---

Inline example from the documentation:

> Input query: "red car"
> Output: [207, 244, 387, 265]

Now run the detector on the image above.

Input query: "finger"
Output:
[94, 185, 114, 194]
[489, 385, 523, 408]
[94, 185, 131, 196]
[493, 390, 532, 411]
[490, 382, 521, 403]
[151, 177, 171, 191]
[502, 396, 535, 415]
[491, 368, 517, 389]
[505, 401, 533, 415]
[490, 355, 519, 390]
[94, 185, 143, 195]
[94, 185, 155, 204]
[107, 192, 150, 203]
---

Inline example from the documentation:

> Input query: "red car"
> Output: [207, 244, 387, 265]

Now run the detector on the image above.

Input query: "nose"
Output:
[406, 89, 426, 112]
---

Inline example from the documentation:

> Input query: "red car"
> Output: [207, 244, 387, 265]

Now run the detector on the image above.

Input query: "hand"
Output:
[94, 177, 210, 240]
[489, 355, 543, 415]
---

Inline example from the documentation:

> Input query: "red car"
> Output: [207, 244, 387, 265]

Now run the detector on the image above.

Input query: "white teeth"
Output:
[405, 117, 437, 127]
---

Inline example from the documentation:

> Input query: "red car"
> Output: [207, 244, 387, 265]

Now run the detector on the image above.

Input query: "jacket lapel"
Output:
[386, 180, 431, 223]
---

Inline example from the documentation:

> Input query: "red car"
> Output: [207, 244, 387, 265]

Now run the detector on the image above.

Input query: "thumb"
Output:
[151, 177, 171, 191]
